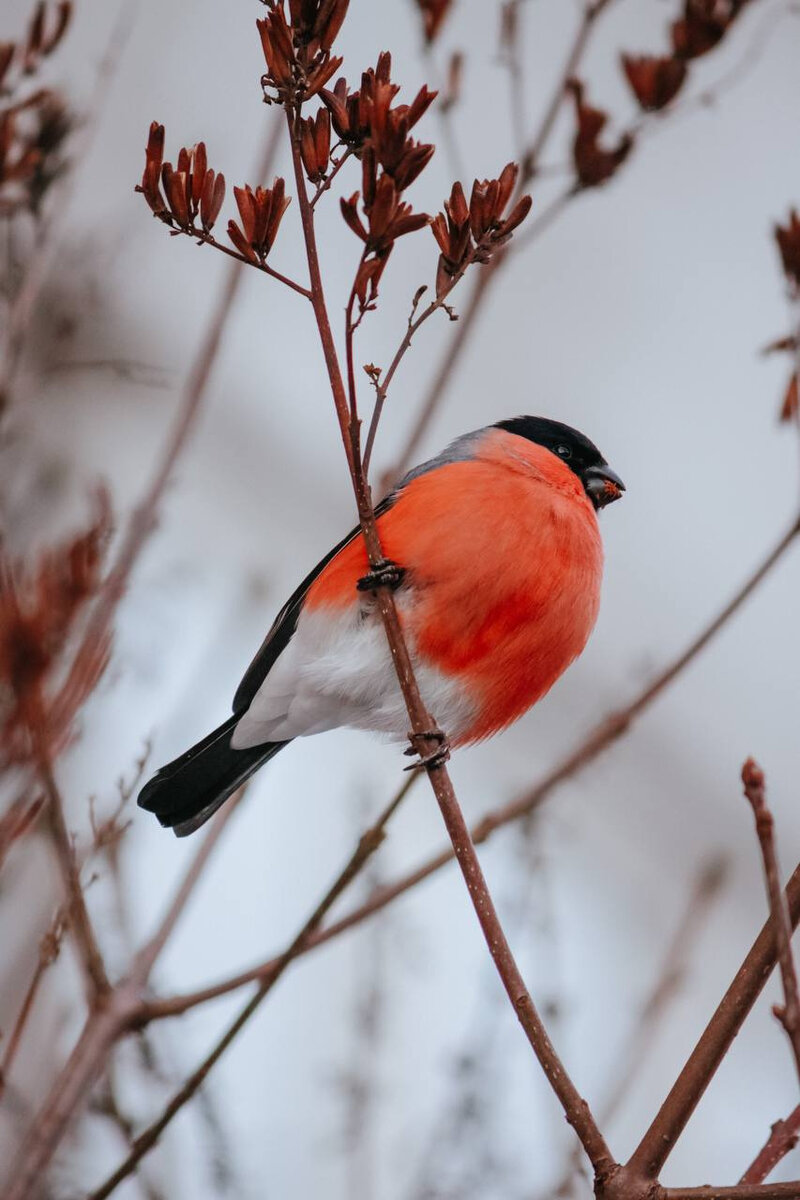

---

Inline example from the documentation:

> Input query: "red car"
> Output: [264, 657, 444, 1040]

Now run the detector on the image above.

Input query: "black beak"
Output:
[583, 463, 625, 510]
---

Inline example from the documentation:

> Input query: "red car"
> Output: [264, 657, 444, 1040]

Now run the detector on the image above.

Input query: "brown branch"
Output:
[310, 145, 354, 208]
[363, 245, 485, 475]
[740, 1104, 800, 1186]
[144, 513, 800, 1020]
[36, 749, 110, 1001]
[286, 97, 614, 1179]
[84, 774, 416, 1200]
[663, 1186, 800, 1200]
[742, 758, 800, 1085]
[627, 863, 800, 1182]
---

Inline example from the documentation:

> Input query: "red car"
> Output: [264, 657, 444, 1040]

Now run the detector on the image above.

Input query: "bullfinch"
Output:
[138, 416, 624, 836]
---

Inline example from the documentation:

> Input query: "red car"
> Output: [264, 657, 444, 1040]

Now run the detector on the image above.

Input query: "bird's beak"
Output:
[583, 464, 625, 510]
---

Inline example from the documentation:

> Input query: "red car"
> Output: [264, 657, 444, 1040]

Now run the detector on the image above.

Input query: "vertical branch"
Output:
[741, 758, 800, 1086]
[285, 101, 614, 1181]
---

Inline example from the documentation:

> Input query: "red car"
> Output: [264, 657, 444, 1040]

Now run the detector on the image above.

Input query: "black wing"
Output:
[232, 495, 396, 715]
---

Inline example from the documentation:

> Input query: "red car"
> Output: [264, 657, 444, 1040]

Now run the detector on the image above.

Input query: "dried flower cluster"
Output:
[229, 179, 291, 264]
[431, 165, 532, 296]
[567, 80, 633, 189]
[139, 123, 226, 234]
[621, 0, 754, 112]
[0, 492, 111, 765]
[258, 0, 349, 104]
[0, 3, 73, 217]
[327, 53, 436, 305]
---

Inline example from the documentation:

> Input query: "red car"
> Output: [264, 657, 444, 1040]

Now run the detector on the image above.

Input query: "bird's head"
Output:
[494, 416, 625, 511]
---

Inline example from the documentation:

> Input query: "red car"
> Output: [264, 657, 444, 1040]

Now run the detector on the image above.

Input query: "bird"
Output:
[138, 416, 624, 837]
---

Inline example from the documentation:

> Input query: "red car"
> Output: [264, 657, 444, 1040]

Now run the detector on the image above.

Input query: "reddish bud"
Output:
[621, 54, 687, 111]
[775, 210, 800, 291]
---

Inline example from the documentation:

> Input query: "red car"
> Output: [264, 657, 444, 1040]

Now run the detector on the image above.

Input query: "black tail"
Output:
[138, 716, 288, 837]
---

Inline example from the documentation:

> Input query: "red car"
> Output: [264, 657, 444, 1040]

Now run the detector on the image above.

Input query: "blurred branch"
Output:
[145, 513, 800, 1017]
[85, 773, 416, 1200]
[741, 758, 800, 1086]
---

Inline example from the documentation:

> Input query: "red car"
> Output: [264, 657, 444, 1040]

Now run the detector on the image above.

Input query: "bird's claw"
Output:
[356, 559, 406, 593]
[404, 728, 450, 771]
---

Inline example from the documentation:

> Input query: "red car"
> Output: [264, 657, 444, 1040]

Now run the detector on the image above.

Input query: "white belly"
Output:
[230, 602, 476, 747]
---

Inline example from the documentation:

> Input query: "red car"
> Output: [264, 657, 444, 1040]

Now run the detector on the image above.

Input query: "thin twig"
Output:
[742, 757, 800, 1086]
[664, 1185, 800, 1200]
[310, 146, 354, 208]
[85, 775, 416, 1200]
[144, 514, 800, 1020]
[740, 1104, 800, 1186]
[363, 245, 483, 475]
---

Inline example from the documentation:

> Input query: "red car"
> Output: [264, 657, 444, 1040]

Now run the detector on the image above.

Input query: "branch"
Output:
[664, 1186, 800, 1200]
[363, 244, 484, 475]
[627, 862, 800, 1182]
[310, 145, 354, 208]
[145, 513, 800, 1019]
[740, 1104, 800, 1186]
[85, 775, 415, 1200]
[742, 757, 800, 1085]
[287, 98, 614, 1179]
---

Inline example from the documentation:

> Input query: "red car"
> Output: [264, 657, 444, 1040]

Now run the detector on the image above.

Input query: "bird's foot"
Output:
[357, 559, 406, 593]
[404, 728, 450, 771]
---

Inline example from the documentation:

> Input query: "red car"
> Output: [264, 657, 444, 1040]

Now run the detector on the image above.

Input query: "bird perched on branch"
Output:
[138, 416, 624, 836]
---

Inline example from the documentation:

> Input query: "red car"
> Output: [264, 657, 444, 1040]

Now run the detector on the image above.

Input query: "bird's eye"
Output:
[555, 444, 572, 459]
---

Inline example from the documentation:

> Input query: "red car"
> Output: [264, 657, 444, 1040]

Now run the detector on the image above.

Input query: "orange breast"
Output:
[305, 429, 604, 744]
